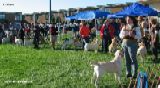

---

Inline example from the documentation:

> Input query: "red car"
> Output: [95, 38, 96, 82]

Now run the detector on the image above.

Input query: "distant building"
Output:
[0, 12, 22, 23]
[23, 11, 65, 24]
[22, 14, 34, 23]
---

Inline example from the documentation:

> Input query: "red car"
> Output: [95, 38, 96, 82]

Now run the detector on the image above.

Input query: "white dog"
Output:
[24, 38, 33, 46]
[15, 38, 23, 46]
[91, 50, 123, 88]
[84, 39, 99, 53]
[137, 42, 147, 63]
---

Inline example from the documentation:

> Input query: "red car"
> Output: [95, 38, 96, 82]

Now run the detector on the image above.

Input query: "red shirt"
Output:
[79, 26, 90, 38]
[24, 28, 30, 33]
[100, 23, 115, 39]
[50, 27, 58, 35]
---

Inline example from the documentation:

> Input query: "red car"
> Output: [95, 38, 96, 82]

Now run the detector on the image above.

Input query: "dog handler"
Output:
[119, 16, 142, 78]
[79, 22, 90, 49]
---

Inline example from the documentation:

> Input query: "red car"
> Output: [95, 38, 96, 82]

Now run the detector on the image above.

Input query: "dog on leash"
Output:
[84, 39, 99, 53]
[91, 50, 123, 88]
[108, 37, 118, 53]
[137, 42, 147, 63]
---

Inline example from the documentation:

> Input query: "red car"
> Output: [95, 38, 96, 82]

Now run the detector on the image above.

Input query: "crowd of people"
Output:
[0, 16, 159, 78]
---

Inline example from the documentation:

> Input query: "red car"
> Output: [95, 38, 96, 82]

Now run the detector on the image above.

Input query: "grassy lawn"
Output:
[0, 44, 159, 88]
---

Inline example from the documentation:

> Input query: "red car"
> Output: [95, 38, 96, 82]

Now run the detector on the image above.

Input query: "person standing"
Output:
[100, 19, 115, 53]
[119, 16, 142, 78]
[79, 22, 90, 49]
[150, 18, 159, 62]
[49, 24, 58, 49]
[17, 27, 24, 44]
[138, 16, 150, 52]
[33, 24, 40, 49]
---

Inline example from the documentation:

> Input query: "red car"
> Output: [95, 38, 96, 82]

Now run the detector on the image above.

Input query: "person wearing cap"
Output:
[119, 16, 142, 78]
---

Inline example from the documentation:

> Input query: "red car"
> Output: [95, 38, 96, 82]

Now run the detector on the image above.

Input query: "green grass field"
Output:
[0, 44, 159, 88]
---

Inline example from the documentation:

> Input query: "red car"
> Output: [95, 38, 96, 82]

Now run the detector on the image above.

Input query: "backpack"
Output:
[137, 71, 148, 88]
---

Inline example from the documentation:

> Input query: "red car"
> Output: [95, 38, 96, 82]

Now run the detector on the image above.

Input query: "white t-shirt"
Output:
[119, 25, 142, 40]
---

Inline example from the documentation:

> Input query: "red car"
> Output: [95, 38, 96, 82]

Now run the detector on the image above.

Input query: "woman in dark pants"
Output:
[119, 16, 142, 78]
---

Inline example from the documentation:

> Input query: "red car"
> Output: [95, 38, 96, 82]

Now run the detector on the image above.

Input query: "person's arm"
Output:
[79, 27, 84, 38]
[119, 26, 126, 39]
[79, 27, 82, 35]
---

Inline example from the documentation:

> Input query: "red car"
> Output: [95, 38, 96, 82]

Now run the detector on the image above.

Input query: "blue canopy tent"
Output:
[113, 3, 158, 16]
[65, 10, 110, 37]
[74, 10, 110, 20]
[65, 15, 77, 20]
[65, 10, 110, 20]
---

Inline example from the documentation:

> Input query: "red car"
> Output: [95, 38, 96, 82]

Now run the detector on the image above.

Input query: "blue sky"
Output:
[0, 0, 138, 14]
